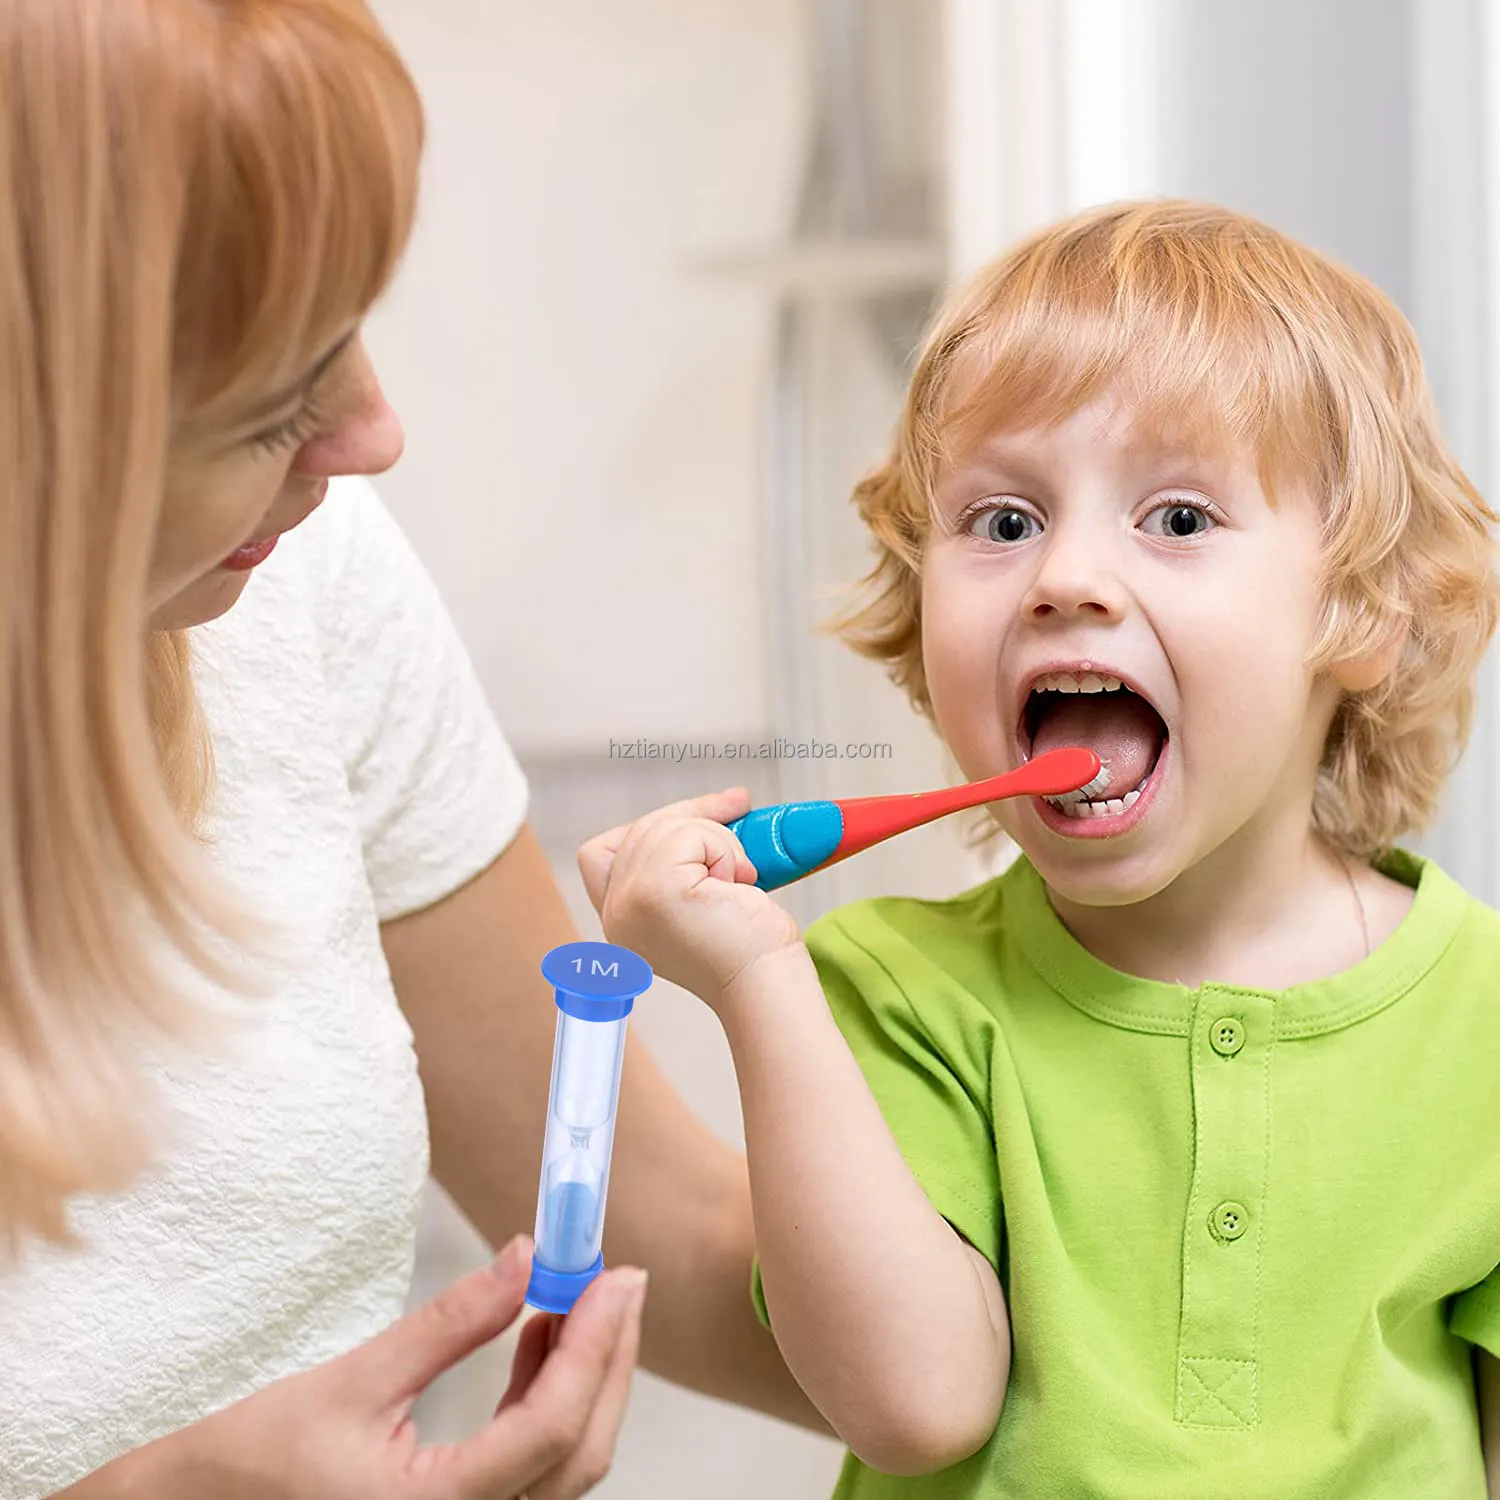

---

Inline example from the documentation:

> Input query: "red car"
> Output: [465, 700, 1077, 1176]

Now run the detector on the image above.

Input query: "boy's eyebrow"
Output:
[241, 330, 357, 423]
[942, 440, 1054, 491]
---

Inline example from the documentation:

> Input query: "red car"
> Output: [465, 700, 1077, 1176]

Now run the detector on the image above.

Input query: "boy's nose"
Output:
[1020, 536, 1128, 621]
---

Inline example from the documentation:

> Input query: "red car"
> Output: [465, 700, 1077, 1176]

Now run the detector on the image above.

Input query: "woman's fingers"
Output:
[442, 1268, 647, 1498]
[353, 1236, 533, 1409]
[527, 1272, 646, 1500]
[578, 788, 752, 911]
[495, 1311, 558, 1415]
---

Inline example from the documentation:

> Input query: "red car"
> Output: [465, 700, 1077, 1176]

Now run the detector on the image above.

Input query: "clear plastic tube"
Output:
[534, 1009, 627, 1275]
[526, 941, 653, 1314]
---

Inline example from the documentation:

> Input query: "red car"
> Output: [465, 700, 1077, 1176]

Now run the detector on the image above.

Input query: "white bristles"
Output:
[1048, 765, 1112, 806]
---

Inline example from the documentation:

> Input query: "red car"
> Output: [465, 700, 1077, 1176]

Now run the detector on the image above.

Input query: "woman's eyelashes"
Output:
[959, 492, 1223, 544]
[248, 395, 327, 455]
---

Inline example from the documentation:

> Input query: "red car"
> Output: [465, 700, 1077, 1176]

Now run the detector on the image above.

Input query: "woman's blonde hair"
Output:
[0, 0, 422, 1252]
[833, 199, 1500, 860]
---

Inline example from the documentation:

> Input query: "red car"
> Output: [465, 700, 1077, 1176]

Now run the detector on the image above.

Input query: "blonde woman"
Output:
[0, 2, 811, 1496]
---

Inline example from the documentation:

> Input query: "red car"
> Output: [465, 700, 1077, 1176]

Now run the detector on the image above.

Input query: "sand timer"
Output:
[525, 941, 653, 1314]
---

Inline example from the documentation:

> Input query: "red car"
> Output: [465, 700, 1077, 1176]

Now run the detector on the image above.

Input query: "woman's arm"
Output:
[715, 944, 1009, 1475]
[1481, 1351, 1499, 1499]
[380, 822, 826, 1432]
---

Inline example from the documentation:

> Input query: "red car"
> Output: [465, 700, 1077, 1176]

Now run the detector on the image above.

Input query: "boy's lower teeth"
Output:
[1045, 786, 1144, 818]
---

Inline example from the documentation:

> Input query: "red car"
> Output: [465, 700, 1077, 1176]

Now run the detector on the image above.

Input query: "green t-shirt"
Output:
[753, 850, 1500, 1498]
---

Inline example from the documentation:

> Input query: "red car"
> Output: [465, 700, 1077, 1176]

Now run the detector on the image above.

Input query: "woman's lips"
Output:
[219, 480, 330, 572]
[220, 535, 278, 571]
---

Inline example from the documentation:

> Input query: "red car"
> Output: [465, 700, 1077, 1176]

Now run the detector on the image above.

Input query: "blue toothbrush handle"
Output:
[725, 801, 845, 891]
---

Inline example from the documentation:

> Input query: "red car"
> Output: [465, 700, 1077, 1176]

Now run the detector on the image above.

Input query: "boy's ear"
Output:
[1332, 627, 1406, 693]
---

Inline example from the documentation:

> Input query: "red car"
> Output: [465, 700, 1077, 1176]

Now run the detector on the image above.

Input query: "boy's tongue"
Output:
[1031, 692, 1162, 793]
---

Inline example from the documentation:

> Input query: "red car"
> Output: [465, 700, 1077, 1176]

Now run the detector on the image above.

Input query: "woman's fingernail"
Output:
[496, 1236, 532, 1278]
[617, 1268, 648, 1308]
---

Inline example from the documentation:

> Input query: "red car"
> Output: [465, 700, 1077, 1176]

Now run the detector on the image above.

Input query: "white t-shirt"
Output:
[0, 478, 528, 1497]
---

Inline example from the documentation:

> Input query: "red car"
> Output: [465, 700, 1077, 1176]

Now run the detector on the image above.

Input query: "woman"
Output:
[0, 1, 814, 1496]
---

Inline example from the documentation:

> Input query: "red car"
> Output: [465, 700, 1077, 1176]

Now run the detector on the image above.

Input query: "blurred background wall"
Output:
[361, 2, 1498, 1495]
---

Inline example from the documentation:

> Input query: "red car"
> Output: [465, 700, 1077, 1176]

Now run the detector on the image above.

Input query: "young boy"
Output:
[580, 201, 1500, 1497]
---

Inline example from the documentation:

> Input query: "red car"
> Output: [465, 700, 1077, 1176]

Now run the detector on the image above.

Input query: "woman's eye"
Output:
[1142, 501, 1216, 539]
[969, 506, 1039, 544]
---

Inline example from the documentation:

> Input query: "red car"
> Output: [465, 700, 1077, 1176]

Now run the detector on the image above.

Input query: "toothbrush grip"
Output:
[725, 801, 845, 891]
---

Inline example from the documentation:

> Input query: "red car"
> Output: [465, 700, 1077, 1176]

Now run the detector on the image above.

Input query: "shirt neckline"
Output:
[1003, 849, 1468, 1038]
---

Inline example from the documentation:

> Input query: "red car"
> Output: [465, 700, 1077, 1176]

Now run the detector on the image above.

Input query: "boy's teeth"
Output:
[1031, 670, 1124, 694]
[1048, 788, 1142, 817]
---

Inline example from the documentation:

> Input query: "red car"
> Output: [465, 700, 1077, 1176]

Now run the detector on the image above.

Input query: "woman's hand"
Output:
[63, 1236, 644, 1500]
[577, 788, 804, 1009]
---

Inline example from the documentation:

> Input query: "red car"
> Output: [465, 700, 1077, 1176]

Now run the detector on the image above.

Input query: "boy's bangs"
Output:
[921, 225, 1334, 500]
[171, 0, 424, 418]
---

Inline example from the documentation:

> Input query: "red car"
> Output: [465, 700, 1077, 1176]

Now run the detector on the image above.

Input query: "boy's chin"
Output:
[1006, 824, 1184, 910]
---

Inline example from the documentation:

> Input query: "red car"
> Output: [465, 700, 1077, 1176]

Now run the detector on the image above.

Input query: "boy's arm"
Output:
[1480, 1351, 1500, 1499]
[719, 943, 1010, 1476]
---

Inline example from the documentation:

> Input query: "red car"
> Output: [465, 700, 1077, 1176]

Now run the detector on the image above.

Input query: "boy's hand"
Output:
[578, 788, 802, 1008]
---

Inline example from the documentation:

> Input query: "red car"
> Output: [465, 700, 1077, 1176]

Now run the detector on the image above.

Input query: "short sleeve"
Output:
[751, 904, 1003, 1328]
[309, 477, 529, 922]
[1451, 1268, 1500, 1359]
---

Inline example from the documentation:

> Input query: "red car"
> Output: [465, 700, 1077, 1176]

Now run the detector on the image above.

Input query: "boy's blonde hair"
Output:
[0, 0, 421, 1252]
[833, 199, 1500, 860]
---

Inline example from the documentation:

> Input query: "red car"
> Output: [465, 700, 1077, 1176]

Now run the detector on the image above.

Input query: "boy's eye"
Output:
[1142, 501, 1216, 539]
[970, 505, 1039, 544]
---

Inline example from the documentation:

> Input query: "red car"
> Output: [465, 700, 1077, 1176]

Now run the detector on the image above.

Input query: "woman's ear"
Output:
[1332, 627, 1406, 693]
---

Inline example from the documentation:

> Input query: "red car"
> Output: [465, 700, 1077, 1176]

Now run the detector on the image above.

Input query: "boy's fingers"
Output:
[577, 832, 625, 913]
[632, 817, 757, 890]
[358, 1237, 532, 1405]
[445, 1269, 645, 1496]
[578, 789, 753, 910]
[527, 1274, 645, 1500]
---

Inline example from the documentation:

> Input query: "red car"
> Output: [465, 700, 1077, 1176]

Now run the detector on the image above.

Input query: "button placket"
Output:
[1176, 990, 1272, 1430]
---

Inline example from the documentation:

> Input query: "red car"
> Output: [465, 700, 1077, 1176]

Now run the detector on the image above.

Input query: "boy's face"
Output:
[922, 391, 1343, 907]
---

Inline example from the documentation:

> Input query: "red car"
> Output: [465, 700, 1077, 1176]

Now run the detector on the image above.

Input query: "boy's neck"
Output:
[1042, 814, 1409, 992]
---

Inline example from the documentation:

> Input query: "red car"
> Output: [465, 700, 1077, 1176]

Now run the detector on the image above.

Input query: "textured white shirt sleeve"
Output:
[308, 475, 530, 921]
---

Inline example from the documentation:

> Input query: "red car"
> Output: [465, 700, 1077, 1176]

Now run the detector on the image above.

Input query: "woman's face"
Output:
[149, 330, 403, 630]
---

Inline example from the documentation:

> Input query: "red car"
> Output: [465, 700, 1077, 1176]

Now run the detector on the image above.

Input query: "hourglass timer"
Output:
[525, 940, 653, 1314]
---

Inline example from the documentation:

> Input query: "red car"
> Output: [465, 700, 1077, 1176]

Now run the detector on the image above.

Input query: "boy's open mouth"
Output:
[1021, 671, 1168, 817]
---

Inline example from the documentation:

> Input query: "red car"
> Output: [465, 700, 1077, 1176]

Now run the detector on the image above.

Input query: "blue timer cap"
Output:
[541, 941, 653, 1022]
[526, 1253, 606, 1315]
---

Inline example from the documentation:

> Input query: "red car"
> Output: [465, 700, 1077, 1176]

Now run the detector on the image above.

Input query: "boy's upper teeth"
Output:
[1031, 671, 1124, 694]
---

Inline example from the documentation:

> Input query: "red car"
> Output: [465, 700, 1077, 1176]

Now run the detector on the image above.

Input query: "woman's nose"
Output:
[293, 340, 405, 478]
[1020, 528, 1127, 622]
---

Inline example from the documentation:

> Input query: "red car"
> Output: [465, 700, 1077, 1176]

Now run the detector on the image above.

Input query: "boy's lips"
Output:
[1005, 656, 1172, 839]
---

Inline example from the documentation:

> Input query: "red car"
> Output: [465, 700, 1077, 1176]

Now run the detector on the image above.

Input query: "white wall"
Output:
[365, 1, 805, 755]
[362, 5, 846, 1497]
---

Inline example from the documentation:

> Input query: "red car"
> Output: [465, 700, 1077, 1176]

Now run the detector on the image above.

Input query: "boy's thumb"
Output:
[361, 1236, 534, 1403]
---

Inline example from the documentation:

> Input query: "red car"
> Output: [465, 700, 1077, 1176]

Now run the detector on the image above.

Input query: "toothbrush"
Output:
[725, 745, 1108, 892]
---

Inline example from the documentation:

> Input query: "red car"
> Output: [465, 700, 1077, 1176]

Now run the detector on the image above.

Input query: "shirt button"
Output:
[1209, 1016, 1245, 1056]
[1210, 1201, 1249, 1241]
